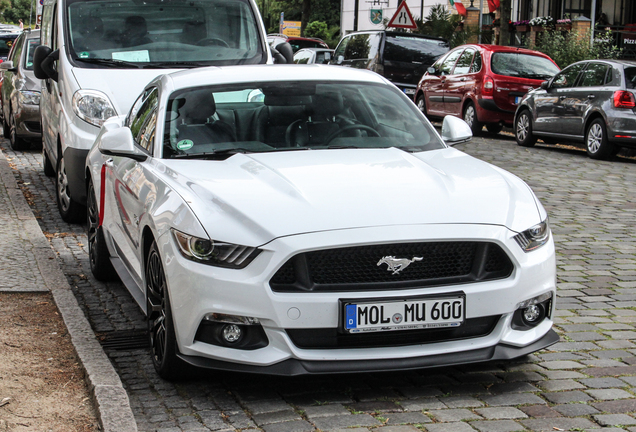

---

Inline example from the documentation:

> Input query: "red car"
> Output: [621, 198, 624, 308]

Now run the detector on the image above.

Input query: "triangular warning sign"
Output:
[387, 1, 417, 29]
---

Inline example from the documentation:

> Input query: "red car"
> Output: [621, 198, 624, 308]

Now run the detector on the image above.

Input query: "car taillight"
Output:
[483, 76, 494, 96]
[614, 90, 636, 108]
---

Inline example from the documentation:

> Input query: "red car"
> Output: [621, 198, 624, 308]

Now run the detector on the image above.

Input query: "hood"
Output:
[72, 68, 178, 116]
[160, 147, 541, 245]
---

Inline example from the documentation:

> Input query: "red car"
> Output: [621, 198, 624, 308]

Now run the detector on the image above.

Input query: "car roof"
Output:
[295, 48, 334, 53]
[24, 29, 40, 38]
[343, 30, 447, 42]
[162, 64, 389, 91]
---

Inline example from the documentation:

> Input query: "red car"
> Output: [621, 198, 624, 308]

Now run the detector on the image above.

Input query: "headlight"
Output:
[171, 229, 261, 269]
[72, 89, 117, 127]
[19, 90, 40, 105]
[514, 219, 550, 252]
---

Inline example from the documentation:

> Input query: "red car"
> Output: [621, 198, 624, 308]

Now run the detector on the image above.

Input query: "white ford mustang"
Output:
[85, 65, 558, 379]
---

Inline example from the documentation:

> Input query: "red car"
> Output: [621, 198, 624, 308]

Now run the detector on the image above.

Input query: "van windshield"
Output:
[384, 35, 449, 65]
[66, 0, 266, 68]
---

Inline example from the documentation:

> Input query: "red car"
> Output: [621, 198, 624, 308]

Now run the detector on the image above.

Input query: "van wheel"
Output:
[56, 152, 84, 223]
[9, 113, 30, 151]
[462, 102, 482, 134]
[416, 95, 427, 116]
[586, 118, 615, 160]
[42, 147, 55, 177]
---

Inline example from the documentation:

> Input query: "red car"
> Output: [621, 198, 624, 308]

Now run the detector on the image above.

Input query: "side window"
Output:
[577, 63, 611, 87]
[333, 37, 349, 63]
[128, 87, 158, 152]
[439, 49, 462, 75]
[8, 34, 23, 62]
[343, 34, 371, 60]
[552, 63, 585, 89]
[294, 51, 310, 64]
[453, 48, 475, 75]
[469, 51, 482, 73]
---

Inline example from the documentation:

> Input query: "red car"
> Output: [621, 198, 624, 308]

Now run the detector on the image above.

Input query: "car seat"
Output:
[176, 91, 236, 149]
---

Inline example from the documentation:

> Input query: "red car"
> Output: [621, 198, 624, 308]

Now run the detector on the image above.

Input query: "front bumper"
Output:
[178, 329, 560, 375]
[15, 103, 41, 140]
[158, 223, 557, 374]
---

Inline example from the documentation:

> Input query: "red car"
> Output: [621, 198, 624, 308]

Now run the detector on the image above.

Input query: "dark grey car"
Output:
[514, 59, 636, 160]
[0, 29, 41, 150]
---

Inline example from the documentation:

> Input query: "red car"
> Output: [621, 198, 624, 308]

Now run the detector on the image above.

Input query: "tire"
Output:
[42, 147, 55, 177]
[542, 138, 558, 145]
[146, 241, 185, 380]
[416, 94, 427, 116]
[9, 113, 30, 151]
[586, 118, 615, 160]
[462, 102, 482, 135]
[87, 178, 116, 281]
[56, 151, 84, 223]
[486, 123, 503, 134]
[515, 110, 536, 147]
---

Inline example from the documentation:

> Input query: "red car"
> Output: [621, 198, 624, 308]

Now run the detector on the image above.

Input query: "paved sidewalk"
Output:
[0, 148, 137, 432]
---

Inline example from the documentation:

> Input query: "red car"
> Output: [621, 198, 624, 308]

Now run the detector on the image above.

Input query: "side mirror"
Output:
[427, 66, 436, 75]
[336, 55, 344, 65]
[324, 52, 331, 61]
[33, 46, 59, 81]
[98, 127, 147, 161]
[540, 80, 549, 90]
[0, 60, 15, 71]
[272, 42, 293, 64]
[441, 115, 472, 145]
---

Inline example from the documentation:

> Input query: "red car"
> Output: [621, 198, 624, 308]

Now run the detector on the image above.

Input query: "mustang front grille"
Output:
[270, 241, 513, 292]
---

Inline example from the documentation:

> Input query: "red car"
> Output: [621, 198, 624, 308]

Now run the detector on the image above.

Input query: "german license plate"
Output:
[343, 294, 464, 333]
[515, 96, 522, 104]
[404, 88, 416, 95]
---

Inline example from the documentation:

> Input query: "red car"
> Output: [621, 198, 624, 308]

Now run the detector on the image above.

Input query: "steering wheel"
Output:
[325, 124, 380, 145]
[196, 38, 230, 47]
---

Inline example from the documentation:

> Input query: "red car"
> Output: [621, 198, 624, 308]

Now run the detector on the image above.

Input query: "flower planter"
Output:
[556, 24, 572, 31]
[515, 25, 529, 32]
[531, 25, 545, 32]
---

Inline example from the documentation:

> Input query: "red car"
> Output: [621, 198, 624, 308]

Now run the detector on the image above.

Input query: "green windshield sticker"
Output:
[176, 139, 194, 150]
[79, 52, 90, 58]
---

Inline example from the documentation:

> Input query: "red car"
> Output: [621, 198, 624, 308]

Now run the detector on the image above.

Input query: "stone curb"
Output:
[0, 150, 138, 432]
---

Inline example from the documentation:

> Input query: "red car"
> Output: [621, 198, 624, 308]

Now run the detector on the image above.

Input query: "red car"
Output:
[414, 44, 560, 134]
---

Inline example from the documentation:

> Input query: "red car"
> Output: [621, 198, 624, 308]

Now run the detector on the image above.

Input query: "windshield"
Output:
[25, 39, 39, 70]
[0, 35, 18, 59]
[625, 67, 636, 89]
[491, 52, 559, 79]
[163, 81, 444, 159]
[66, 0, 265, 68]
[384, 35, 449, 65]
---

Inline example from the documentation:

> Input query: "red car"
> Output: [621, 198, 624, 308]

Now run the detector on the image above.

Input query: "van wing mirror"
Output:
[540, 80, 550, 90]
[98, 127, 148, 162]
[272, 42, 293, 64]
[427, 66, 436, 75]
[336, 55, 344, 65]
[33, 46, 59, 81]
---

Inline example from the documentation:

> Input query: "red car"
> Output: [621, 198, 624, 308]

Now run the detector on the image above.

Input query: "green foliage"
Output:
[304, 20, 340, 47]
[2, 0, 34, 25]
[262, 0, 339, 35]
[412, 4, 472, 48]
[532, 29, 623, 68]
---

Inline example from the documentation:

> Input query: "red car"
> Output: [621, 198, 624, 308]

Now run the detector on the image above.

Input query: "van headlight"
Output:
[19, 90, 40, 105]
[171, 229, 261, 269]
[72, 89, 116, 127]
[514, 219, 550, 252]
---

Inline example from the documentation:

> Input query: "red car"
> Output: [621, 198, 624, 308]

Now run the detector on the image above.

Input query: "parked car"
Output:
[330, 30, 449, 97]
[0, 29, 41, 150]
[33, 0, 272, 223]
[293, 47, 334, 64]
[515, 59, 636, 160]
[0, 27, 21, 63]
[415, 44, 560, 134]
[267, 33, 329, 53]
[86, 64, 557, 379]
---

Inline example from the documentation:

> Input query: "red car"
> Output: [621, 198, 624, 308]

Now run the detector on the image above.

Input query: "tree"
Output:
[3, 0, 34, 25]
[261, 0, 339, 36]
[499, 0, 511, 47]
[413, 4, 471, 48]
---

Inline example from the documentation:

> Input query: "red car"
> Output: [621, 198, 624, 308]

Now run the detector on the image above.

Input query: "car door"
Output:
[423, 49, 462, 117]
[1, 32, 23, 121]
[532, 63, 586, 135]
[569, 62, 613, 137]
[443, 47, 475, 117]
[105, 87, 158, 285]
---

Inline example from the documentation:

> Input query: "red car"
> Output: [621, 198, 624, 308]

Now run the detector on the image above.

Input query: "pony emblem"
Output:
[377, 256, 423, 275]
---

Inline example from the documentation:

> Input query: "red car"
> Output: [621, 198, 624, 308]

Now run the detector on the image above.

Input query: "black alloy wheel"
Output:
[87, 178, 116, 281]
[515, 110, 536, 147]
[585, 118, 615, 160]
[463, 102, 483, 135]
[146, 241, 183, 380]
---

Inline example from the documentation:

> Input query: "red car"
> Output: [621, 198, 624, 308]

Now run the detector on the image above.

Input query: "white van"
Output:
[34, 0, 282, 222]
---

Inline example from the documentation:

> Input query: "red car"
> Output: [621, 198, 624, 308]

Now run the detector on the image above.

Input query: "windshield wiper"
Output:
[146, 61, 207, 69]
[171, 147, 310, 159]
[74, 57, 144, 68]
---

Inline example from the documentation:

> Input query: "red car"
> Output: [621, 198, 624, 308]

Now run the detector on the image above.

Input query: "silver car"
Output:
[0, 29, 41, 150]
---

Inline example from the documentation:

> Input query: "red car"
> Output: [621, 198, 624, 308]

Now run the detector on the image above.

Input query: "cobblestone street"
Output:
[4, 132, 636, 432]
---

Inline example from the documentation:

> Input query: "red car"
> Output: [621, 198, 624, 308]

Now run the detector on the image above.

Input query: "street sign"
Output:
[387, 1, 417, 29]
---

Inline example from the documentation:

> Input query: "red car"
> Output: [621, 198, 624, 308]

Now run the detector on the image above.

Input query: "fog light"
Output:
[222, 324, 242, 343]
[523, 304, 542, 323]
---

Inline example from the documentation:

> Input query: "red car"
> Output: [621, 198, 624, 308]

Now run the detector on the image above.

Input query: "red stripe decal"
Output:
[99, 164, 106, 227]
